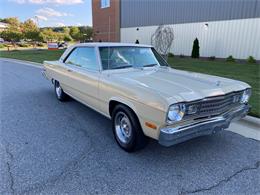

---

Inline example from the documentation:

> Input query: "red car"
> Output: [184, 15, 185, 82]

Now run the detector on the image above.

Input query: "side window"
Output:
[101, 0, 110, 8]
[65, 48, 79, 67]
[65, 47, 99, 71]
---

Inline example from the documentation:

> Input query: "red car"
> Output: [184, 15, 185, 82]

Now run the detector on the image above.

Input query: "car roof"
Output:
[59, 42, 153, 62]
[73, 42, 152, 48]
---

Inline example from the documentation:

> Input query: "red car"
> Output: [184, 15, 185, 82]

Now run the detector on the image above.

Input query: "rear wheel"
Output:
[112, 104, 148, 152]
[54, 81, 68, 101]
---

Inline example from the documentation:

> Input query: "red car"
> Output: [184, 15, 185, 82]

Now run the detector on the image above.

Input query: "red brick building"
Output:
[92, 0, 120, 42]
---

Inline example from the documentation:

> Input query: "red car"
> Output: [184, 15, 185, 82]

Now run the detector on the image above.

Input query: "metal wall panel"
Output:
[120, 18, 260, 59]
[121, 0, 260, 28]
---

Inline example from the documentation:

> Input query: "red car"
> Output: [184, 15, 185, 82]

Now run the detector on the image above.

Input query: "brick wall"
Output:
[92, 0, 120, 42]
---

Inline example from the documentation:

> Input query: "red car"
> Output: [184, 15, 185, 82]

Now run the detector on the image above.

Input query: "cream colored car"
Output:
[43, 43, 251, 152]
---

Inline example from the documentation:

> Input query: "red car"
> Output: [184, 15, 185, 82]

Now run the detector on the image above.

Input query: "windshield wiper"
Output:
[143, 63, 158, 67]
[111, 65, 132, 69]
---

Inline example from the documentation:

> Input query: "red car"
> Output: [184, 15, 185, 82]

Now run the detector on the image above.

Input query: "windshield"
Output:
[99, 46, 169, 70]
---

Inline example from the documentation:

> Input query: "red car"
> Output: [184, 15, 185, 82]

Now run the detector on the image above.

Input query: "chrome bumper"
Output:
[158, 104, 250, 147]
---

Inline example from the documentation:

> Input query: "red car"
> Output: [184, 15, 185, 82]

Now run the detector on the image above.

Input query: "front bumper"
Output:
[159, 104, 250, 147]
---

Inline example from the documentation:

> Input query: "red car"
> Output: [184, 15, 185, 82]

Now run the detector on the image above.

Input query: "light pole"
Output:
[34, 16, 39, 27]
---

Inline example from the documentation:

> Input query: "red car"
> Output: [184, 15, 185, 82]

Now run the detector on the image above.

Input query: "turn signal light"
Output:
[145, 122, 157, 130]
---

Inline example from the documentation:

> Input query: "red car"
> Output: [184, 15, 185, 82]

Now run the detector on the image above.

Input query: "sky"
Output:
[0, 0, 92, 27]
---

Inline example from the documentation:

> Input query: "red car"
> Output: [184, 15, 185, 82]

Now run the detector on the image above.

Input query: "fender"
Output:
[109, 96, 139, 116]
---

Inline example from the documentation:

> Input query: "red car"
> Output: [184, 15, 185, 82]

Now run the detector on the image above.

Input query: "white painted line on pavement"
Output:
[0, 58, 42, 69]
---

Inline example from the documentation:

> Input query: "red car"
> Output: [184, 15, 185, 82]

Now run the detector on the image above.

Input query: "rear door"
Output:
[62, 46, 102, 111]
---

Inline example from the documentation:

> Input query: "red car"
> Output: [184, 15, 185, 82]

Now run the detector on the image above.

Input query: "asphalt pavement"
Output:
[0, 59, 259, 195]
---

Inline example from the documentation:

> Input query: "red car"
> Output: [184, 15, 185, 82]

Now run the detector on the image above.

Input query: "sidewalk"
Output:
[228, 116, 260, 141]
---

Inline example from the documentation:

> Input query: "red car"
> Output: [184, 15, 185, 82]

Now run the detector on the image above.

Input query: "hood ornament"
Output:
[216, 81, 221, 86]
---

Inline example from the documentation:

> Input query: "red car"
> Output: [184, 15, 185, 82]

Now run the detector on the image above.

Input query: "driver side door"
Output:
[62, 46, 102, 112]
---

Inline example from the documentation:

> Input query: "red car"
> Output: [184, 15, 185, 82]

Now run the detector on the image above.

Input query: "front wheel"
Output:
[112, 104, 148, 152]
[54, 81, 68, 101]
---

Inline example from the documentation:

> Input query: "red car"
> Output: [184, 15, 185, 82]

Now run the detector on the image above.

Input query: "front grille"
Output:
[185, 91, 243, 119]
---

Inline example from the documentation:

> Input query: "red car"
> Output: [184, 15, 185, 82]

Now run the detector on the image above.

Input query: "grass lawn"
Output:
[0, 49, 65, 64]
[0, 49, 259, 117]
[168, 57, 259, 118]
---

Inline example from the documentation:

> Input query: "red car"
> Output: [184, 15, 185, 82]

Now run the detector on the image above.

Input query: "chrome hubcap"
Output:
[115, 112, 132, 144]
[56, 84, 62, 97]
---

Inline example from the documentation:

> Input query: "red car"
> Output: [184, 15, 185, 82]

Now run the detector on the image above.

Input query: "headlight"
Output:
[167, 103, 186, 123]
[241, 88, 251, 104]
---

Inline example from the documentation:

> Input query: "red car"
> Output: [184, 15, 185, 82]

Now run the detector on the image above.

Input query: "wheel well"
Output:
[109, 100, 146, 141]
[109, 100, 120, 117]
[109, 100, 136, 118]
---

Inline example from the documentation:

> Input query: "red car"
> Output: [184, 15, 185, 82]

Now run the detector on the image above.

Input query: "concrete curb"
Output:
[229, 115, 260, 141]
[0, 58, 43, 68]
[240, 115, 260, 129]
[243, 115, 260, 125]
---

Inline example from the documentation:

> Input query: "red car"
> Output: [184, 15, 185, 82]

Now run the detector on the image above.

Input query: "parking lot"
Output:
[0, 59, 259, 194]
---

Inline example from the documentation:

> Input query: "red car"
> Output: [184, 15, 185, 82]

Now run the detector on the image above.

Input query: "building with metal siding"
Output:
[121, 0, 260, 28]
[93, 0, 260, 59]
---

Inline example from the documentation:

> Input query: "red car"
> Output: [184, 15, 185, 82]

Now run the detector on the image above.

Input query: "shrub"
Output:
[226, 55, 235, 62]
[180, 54, 185, 58]
[37, 42, 45, 47]
[0, 44, 5, 48]
[64, 34, 73, 42]
[191, 38, 200, 58]
[168, 52, 174, 57]
[17, 43, 30, 47]
[247, 56, 256, 64]
[209, 56, 216, 60]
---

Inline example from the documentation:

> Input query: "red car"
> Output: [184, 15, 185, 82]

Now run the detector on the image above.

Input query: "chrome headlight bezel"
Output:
[167, 103, 186, 123]
[241, 88, 252, 104]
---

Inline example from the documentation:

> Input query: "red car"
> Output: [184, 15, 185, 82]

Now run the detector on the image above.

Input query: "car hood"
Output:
[109, 67, 250, 104]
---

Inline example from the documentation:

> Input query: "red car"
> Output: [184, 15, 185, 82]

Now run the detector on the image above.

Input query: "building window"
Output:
[101, 0, 110, 8]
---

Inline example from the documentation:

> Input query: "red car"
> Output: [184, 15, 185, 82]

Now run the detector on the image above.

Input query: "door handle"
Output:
[67, 69, 73, 72]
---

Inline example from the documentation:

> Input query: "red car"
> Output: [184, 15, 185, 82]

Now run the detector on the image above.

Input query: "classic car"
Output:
[43, 43, 251, 152]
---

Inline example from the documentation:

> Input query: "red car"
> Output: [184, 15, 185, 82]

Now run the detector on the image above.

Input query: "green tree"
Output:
[0, 29, 23, 43]
[61, 27, 72, 42]
[0, 17, 22, 47]
[62, 27, 70, 35]
[22, 19, 40, 46]
[56, 32, 67, 42]
[70, 26, 80, 40]
[63, 34, 73, 42]
[191, 38, 200, 58]
[78, 26, 93, 42]
[2, 17, 20, 28]
[39, 28, 70, 42]
[39, 28, 57, 42]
